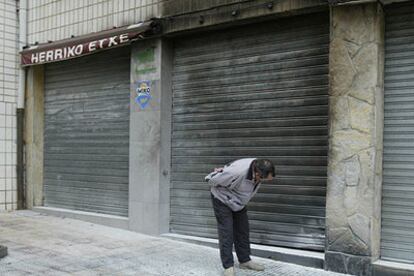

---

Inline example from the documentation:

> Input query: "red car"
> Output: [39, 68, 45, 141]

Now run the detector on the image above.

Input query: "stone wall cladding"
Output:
[0, 0, 18, 212]
[326, 3, 384, 276]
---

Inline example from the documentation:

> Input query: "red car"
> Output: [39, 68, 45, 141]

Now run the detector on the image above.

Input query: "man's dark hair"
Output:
[254, 159, 275, 178]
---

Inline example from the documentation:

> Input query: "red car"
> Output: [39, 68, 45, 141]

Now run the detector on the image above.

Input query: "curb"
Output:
[162, 233, 324, 269]
[0, 245, 8, 258]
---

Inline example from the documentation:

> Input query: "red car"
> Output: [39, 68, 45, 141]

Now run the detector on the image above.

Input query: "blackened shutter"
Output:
[43, 47, 130, 217]
[170, 13, 329, 250]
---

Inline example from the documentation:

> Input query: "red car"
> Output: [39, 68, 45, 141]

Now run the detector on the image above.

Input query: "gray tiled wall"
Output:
[0, 0, 18, 211]
[27, 0, 166, 45]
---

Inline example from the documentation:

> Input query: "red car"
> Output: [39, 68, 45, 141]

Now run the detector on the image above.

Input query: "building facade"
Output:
[0, 0, 18, 212]
[1, 0, 414, 275]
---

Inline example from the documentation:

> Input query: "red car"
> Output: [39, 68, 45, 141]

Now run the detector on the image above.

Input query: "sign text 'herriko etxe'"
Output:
[28, 33, 130, 65]
[20, 21, 157, 66]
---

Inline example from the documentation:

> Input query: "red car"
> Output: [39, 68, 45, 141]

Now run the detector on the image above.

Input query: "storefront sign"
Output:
[21, 21, 160, 66]
[27, 34, 130, 65]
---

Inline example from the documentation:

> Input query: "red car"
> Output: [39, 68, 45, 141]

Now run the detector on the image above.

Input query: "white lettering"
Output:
[39, 52, 46, 62]
[108, 36, 118, 47]
[119, 34, 129, 43]
[67, 46, 76, 57]
[98, 38, 107, 48]
[46, 50, 54, 61]
[31, 53, 39, 63]
[89, 41, 97, 52]
[28, 33, 135, 65]
[75, 44, 83, 55]
[55, 49, 63, 60]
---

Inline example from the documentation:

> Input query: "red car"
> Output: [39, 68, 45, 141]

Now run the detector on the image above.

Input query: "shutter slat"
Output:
[43, 47, 130, 217]
[381, 2, 414, 263]
[170, 13, 329, 251]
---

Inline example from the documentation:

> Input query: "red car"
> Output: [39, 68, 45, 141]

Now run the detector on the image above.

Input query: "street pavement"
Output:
[0, 211, 349, 276]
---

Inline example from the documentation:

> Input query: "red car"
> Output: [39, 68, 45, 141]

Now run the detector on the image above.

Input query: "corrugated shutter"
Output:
[170, 13, 329, 251]
[382, 2, 414, 263]
[43, 47, 130, 217]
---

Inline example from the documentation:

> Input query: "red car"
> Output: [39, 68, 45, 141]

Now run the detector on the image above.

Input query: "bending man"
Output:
[205, 158, 275, 276]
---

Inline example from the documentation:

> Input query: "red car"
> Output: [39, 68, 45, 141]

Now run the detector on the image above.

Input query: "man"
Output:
[205, 158, 275, 276]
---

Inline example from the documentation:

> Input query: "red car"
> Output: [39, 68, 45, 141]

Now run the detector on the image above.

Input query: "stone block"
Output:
[352, 45, 379, 93]
[325, 251, 372, 276]
[327, 226, 348, 245]
[325, 250, 349, 274]
[328, 228, 369, 255]
[332, 5, 376, 45]
[327, 161, 346, 196]
[348, 213, 370, 246]
[344, 186, 358, 217]
[349, 96, 374, 134]
[329, 39, 356, 97]
[329, 96, 351, 131]
[326, 197, 347, 229]
[330, 129, 371, 162]
[345, 155, 361, 186]
[0, 245, 7, 258]
[358, 148, 376, 190]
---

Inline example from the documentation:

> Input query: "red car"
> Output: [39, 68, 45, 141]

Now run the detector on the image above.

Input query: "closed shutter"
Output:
[382, 2, 414, 263]
[43, 47, 130, 217]
[170, 13, 329, 250]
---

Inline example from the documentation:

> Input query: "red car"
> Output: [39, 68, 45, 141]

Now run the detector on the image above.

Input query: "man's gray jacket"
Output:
[205, 158, 260, 212]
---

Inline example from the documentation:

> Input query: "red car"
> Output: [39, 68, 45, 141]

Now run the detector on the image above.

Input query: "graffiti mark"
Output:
[136, 47, 155, 64]
[135, 81, 152, 109]
[136, 67, 156, 75]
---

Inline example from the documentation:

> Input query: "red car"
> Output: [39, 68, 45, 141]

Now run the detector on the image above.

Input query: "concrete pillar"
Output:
[325, 3, 384, 276]
[129, 39, 173, 235]
[24, 65, 45, 209]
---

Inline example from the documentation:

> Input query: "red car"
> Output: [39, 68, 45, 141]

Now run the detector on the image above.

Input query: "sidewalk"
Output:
[0, 211, 348, 276]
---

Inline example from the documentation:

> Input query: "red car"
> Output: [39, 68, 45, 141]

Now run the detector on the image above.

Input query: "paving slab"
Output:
[0, 211, 349, 276]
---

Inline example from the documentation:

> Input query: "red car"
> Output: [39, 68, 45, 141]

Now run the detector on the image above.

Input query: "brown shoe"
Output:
[240, 260, 265, 271]
[223, 266, 235, 276]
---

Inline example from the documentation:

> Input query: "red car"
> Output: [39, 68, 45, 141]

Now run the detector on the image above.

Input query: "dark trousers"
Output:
[211, 194, 251, 269]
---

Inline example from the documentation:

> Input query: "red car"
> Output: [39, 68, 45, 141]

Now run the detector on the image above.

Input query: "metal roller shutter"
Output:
[170, 13, 329, 251]
[382, 2, 414, 263]
[43, 47, 130, 217]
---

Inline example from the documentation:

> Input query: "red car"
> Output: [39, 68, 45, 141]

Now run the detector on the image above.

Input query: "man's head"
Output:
[253, 159, 275, 182]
